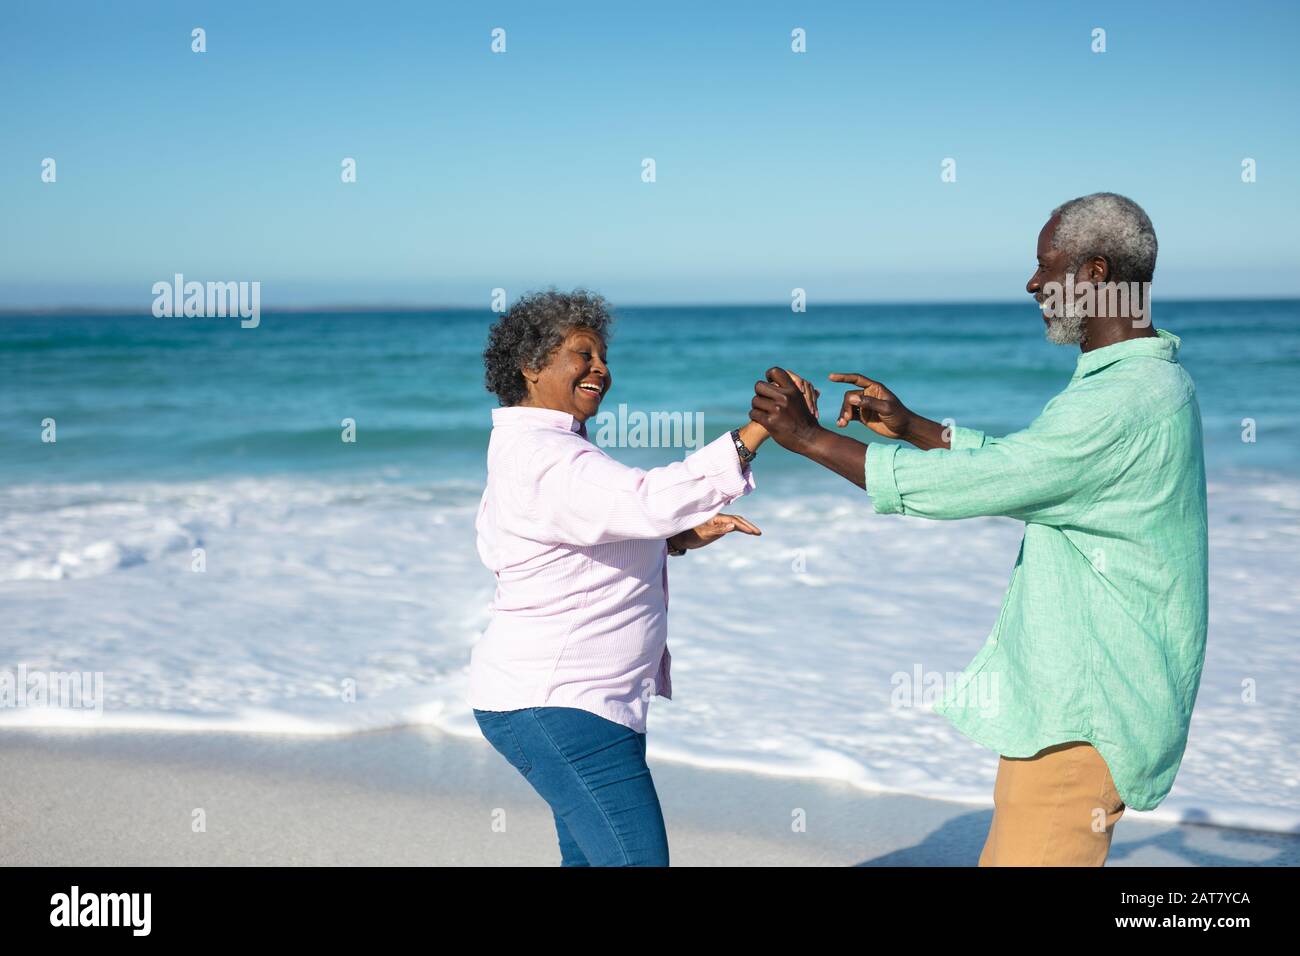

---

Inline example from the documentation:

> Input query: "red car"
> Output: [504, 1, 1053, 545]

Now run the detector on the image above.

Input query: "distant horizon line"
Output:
[3, 294, 1298, 317]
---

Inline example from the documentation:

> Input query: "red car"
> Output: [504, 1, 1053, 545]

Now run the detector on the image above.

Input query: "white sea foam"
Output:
[1, 475, 1296, 834]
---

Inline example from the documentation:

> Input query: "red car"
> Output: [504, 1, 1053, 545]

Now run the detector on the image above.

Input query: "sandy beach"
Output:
[2, 727, 1295, 867]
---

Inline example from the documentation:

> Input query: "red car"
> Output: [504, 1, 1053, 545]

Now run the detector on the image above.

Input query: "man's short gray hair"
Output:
[1050, 192, 1158, 284]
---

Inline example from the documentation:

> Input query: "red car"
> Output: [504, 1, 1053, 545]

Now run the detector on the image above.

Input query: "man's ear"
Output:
[521, 363, 541, 385]
[1081, 255, 1110, 283]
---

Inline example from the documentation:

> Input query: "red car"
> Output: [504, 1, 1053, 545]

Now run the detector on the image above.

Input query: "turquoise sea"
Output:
[2, 300, 1298, 832]
[5, 300, 1298, 487]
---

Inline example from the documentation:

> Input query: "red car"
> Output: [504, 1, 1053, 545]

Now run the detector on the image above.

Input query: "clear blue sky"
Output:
[2, 0, 1297, 308]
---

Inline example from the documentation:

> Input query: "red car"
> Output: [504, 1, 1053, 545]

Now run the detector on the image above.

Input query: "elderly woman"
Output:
[471, 289, 814, 867]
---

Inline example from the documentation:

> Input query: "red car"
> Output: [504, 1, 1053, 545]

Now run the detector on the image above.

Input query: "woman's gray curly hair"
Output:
[483, 289, 614, 406]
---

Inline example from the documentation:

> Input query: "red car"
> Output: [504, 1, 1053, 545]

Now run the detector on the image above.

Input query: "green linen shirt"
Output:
[866, 329, 1208, 810]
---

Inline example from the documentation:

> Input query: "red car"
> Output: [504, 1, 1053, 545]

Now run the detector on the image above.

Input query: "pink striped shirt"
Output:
[469, 405, 756, 733]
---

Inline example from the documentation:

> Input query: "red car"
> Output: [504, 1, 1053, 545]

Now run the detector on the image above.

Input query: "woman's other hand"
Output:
[667, 514, 761, 552]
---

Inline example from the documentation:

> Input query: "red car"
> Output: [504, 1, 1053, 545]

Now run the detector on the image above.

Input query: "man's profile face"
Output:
[1026, 214, 1086, 345]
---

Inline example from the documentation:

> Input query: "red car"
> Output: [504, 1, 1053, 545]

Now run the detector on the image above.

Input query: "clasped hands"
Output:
[670, 368, 924, 553]
[750, 368, 916, 453]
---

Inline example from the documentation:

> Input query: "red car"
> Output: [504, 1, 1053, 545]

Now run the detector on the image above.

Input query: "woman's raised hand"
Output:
[785, 369, 820, 419]
[737, 369, 816, 453]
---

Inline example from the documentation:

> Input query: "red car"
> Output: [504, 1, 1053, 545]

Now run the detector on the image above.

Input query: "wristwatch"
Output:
[730, 428, 757, 465]
[666, 541, 687, 557]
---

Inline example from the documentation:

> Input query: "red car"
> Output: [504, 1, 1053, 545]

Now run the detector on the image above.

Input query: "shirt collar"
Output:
[491, 405, 587, 437]
[1073, 328, 1180, 380]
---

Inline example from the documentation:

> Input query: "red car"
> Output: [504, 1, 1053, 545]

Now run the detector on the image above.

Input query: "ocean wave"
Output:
[0, 477, 483, 582]
[1, 475, 1297, 835]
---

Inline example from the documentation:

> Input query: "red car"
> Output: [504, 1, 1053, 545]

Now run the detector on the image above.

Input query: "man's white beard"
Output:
[1044, 303, 1087, 346]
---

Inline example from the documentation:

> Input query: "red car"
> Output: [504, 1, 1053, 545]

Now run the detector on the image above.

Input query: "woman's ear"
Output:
[520, 363, 541, 386]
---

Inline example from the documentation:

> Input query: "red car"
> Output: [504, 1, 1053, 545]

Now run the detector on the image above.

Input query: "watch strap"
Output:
[730, 428, 756, 465]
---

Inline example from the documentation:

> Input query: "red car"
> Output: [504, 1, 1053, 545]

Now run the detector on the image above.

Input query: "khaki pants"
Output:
[979, 740, 1126, 867]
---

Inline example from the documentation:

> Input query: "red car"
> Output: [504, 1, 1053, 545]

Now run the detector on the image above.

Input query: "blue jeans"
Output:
[473, 706, 670, 867]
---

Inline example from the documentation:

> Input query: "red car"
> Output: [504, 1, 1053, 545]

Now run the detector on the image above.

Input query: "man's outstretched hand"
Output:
[828, 372, 913, 439]
[829, 372, 950, 450]
[751, 367, 823, 453]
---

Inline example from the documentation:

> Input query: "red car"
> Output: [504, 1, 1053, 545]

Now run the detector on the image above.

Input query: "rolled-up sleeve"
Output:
[950, 425, 987, 451]
[865, 396, 1122, 525]
[522, 430, 756, 546]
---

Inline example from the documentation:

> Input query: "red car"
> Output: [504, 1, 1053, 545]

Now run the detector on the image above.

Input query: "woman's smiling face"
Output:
[521, 327, 611, 423]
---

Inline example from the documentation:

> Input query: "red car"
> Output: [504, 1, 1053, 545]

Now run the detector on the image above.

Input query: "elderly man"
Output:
[755, 193, 1208, 866]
